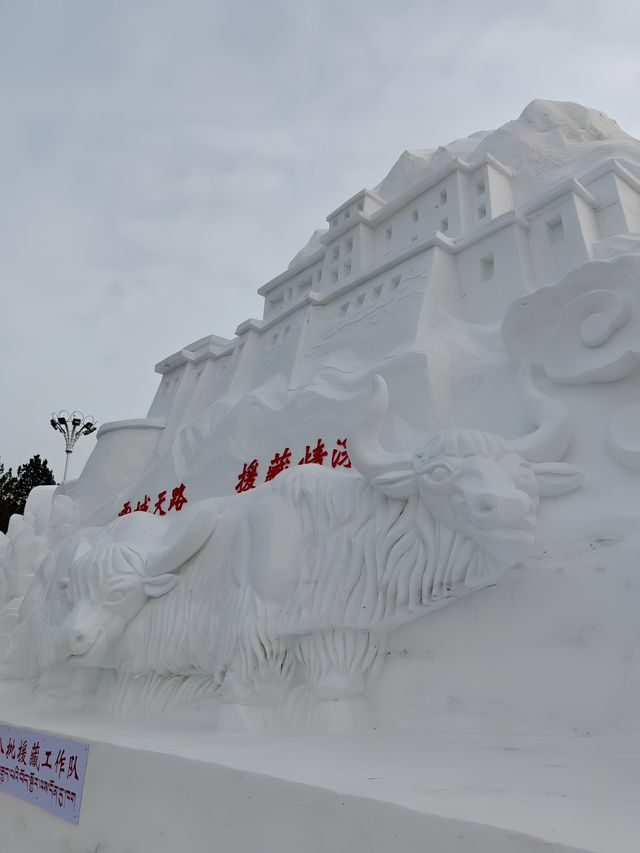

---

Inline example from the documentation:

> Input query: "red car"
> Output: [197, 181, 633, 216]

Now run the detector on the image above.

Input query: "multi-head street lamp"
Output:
[50, 410, 97, 482]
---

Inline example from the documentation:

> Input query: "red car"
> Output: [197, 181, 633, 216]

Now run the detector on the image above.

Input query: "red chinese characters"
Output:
[168, 482, 188, 511]
[299, 438, 328, 466]
[54, 750, 66, 779]
[117, 483, 189, 519]
[153, 490, 167, 516]
[117, 437, 352, 513]
[29, 741, 40, 770]
[67, 754, 79, 781]
[265, 448, 292, 482]
[234, 436, 352, 491]
[0, 738, 81, 780]
[331, 437, 352, 469]
[135, 495, 150, 512]
[235, 460, 259, 493]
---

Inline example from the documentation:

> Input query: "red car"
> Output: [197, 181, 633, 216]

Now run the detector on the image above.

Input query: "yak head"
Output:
[348, 375, 584, 566]
[53, 505, 217, 667]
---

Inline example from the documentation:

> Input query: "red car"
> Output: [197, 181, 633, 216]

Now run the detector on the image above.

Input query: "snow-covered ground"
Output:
[0, 679, 636, 853]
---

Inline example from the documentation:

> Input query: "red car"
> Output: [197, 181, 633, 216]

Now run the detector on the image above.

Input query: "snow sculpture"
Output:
[502, 254, 640, 384]
[502, 253, 640, 472]
[4, 99, 640, 734]
[0, 492, 54, 650]
[4, 503, 212, 679]
[607, 401, 640, 473]
[10, 378, 582, 710]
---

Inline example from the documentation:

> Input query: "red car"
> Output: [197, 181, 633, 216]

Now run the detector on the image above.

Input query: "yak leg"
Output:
[296, 629, 385, 700]
[222, 622, 295, 703]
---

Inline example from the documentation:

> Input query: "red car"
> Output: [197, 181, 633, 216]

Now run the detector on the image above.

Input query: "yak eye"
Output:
[428, 465, 451, 482]
[107, 589, 127, 603]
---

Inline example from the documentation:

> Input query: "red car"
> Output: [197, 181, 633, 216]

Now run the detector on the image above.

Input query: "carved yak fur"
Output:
[9, 377, 583, 703]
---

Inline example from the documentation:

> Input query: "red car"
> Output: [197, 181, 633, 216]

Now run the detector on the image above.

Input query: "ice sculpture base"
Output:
[0, 683, 635, 853]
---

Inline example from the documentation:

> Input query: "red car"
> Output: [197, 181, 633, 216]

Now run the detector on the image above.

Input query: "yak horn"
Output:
[509, 365, 573, 463]
[347, 375, 413, 481]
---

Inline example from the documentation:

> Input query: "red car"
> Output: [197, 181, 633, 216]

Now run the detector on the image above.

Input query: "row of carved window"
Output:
[338, 273, 402, 317]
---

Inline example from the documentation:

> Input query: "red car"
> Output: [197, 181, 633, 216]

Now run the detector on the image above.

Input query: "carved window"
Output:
[481, 253, 494, 281]
[547, 215, 564, 244]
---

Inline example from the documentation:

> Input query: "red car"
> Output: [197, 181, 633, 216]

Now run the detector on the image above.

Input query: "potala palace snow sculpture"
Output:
[3, 99, 640, 725]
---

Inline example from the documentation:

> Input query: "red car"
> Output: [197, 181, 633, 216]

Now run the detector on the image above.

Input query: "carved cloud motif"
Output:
[502, 254, 640, 384]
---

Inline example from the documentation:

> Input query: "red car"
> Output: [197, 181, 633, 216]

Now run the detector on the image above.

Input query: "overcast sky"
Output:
[1, 0, 639, 480]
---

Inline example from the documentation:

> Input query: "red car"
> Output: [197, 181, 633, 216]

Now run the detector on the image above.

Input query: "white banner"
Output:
[0, 722, 89, 824]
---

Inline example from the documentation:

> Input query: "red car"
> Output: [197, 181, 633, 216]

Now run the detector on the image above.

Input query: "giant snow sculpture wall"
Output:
[5, 377, 582, 712]
[2, 99, 640, 725]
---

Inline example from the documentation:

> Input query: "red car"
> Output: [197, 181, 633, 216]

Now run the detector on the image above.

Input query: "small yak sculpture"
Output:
[7, 376, 583, 707]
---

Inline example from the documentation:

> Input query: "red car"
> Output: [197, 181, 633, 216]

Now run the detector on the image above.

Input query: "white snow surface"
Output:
[0, 675, 637, 853]
[374, 99, 640, 204]
[287, 227, 327, 269]
[374, 131, 489, 201]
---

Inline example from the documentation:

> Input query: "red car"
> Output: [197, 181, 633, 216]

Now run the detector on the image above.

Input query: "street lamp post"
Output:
[50, 410, 97, 482]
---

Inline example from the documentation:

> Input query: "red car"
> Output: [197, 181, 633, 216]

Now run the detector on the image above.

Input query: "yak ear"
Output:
[371, 470, 418, 500]
[146, 501, 218, 577]
[143, 573, 179, 598]
[533, 462, 585, 497]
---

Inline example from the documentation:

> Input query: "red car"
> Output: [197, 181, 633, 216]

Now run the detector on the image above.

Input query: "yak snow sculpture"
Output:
[9, 377, 583, 708]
